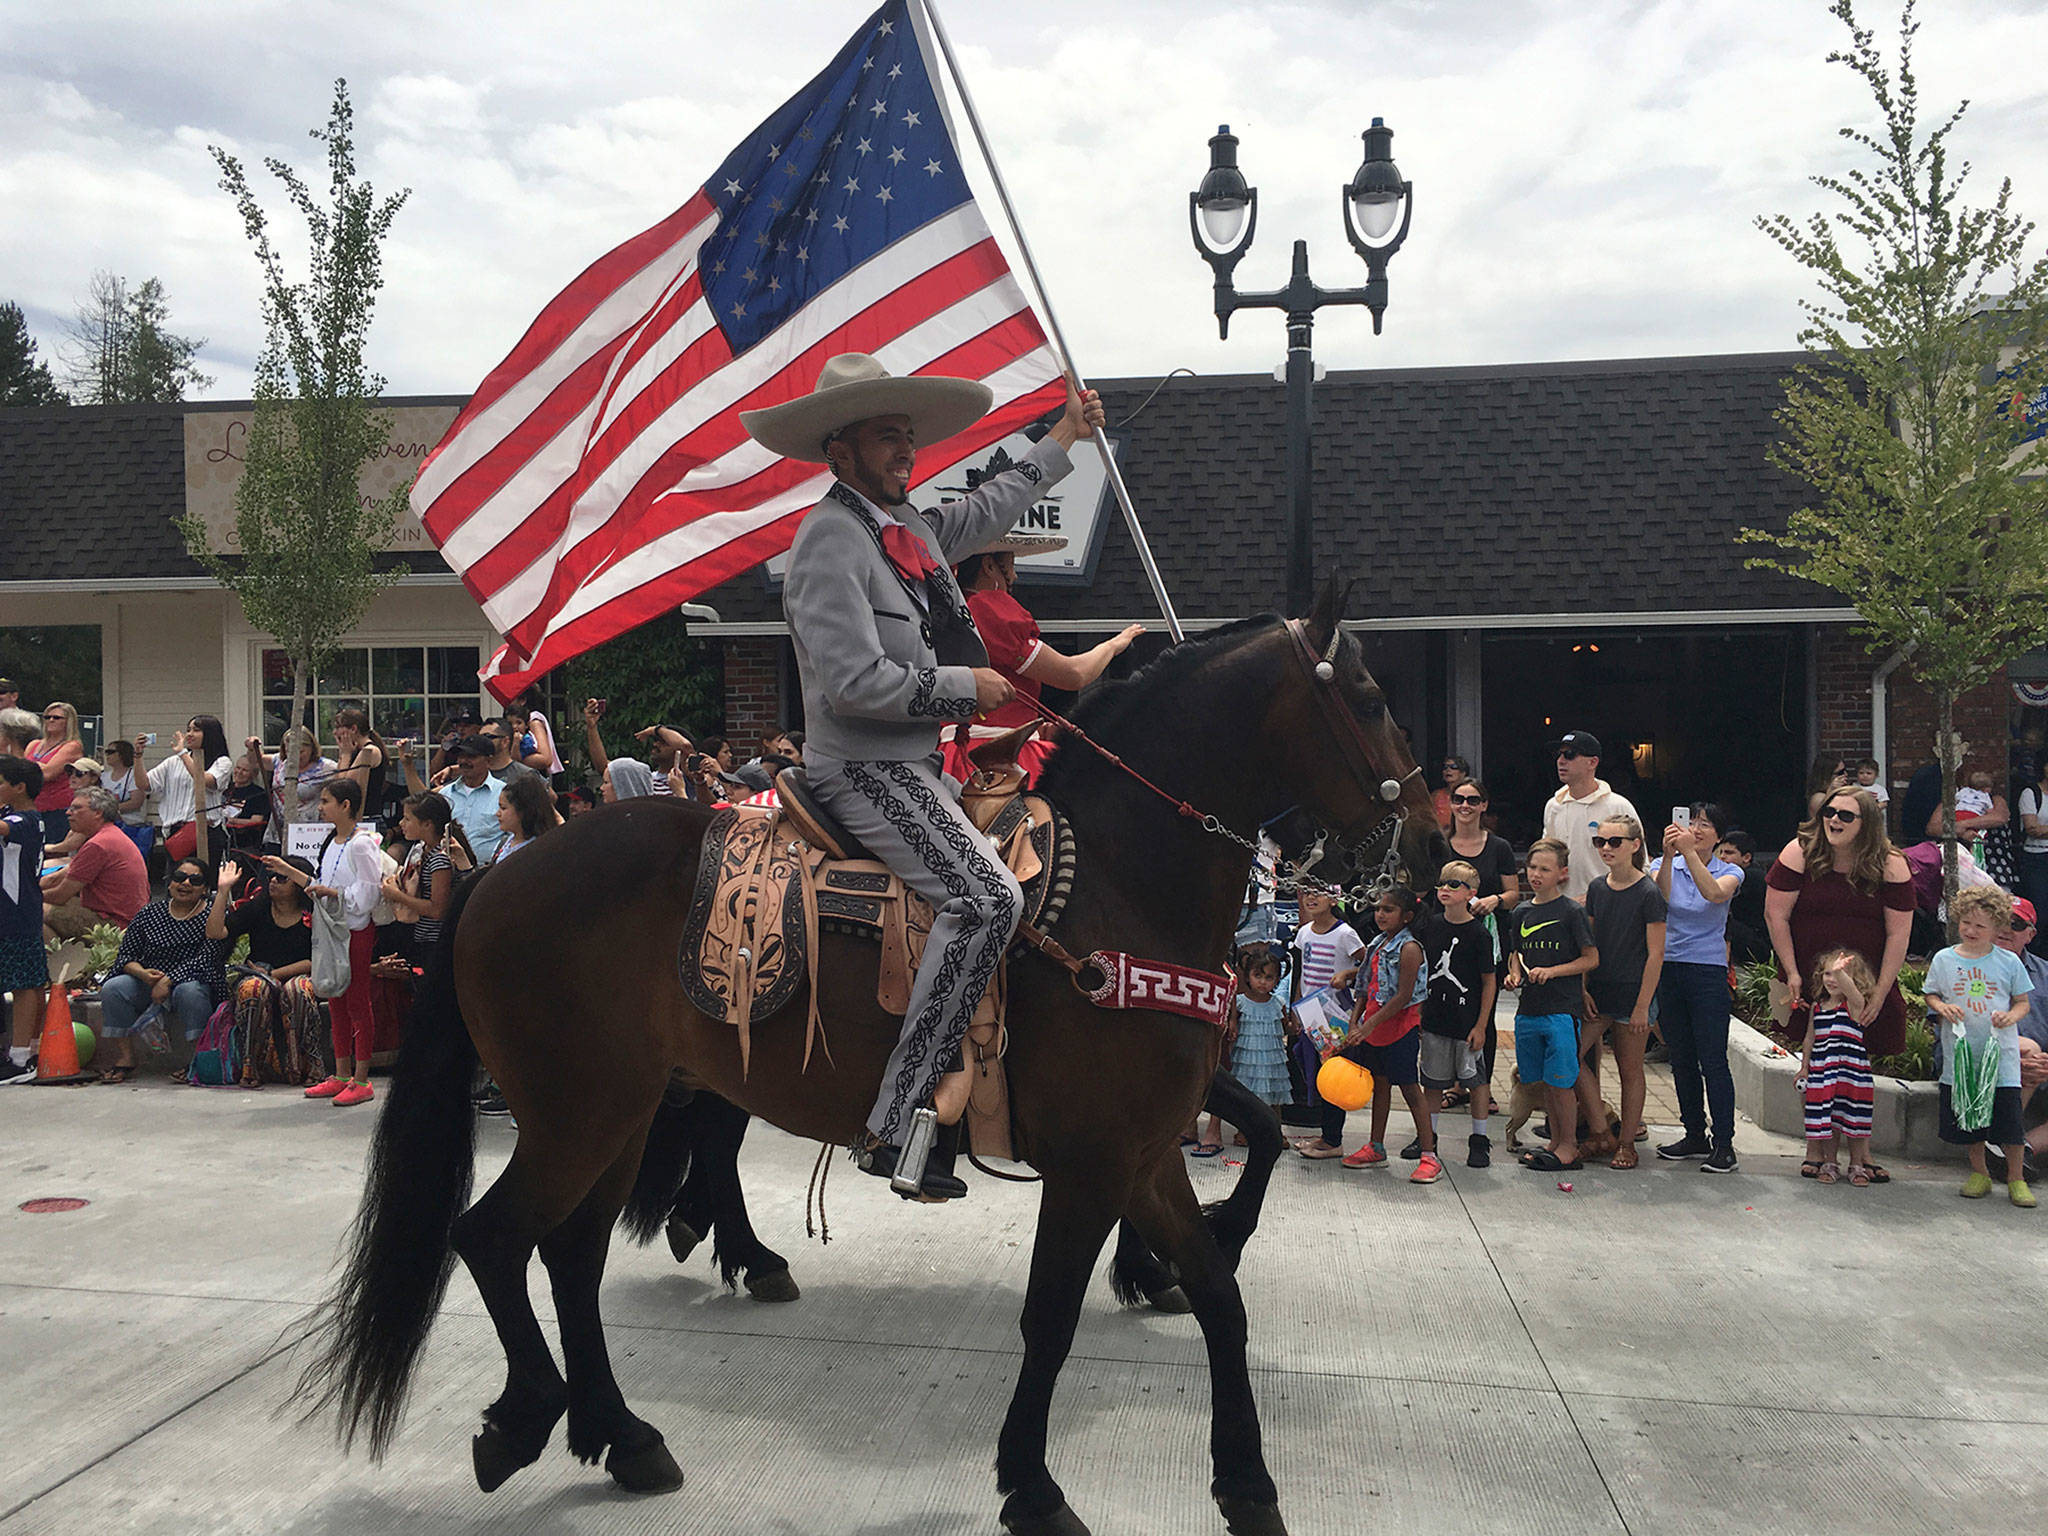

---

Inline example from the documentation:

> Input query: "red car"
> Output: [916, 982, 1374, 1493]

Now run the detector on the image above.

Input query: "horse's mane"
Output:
[1035, 613, 1282, 798]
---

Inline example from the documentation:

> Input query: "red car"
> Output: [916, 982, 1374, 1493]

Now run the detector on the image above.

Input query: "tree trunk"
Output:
[284, 657, 309, 849]
[1937, 687, 1960, 942]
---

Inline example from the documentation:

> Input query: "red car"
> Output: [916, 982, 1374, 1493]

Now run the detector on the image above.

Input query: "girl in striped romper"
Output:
[1798, 948, 1878, 1185]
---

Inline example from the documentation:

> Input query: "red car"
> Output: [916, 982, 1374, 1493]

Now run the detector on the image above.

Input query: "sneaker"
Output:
[1398, 1139, 1423, 1161]
[0, 1056, 36, 1085]
[1701, 1146, 1739, 1174]
[1410, 1153, 1443, 1184]
[303, 1076, 347, 1100]
[1960, 1171, 1994, 1199]
[477, 1094, 512, 1117]
[1467, 1133, 1492, 1169]
[2011, 1179, 2037, 1209]
[332, 1081, 375, 1108]
[1341, 1142, 1387, 1169]
[1657, 1133, 1712, 1161]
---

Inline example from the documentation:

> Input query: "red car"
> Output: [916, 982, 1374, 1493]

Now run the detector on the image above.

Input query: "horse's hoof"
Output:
[473, 1424, 545, 1493]
[665, 1217, 703, 1264]
[1145, 1285, 1191, 1314]
[606, 1435, 686, 1494]
[745, 1267, 801, 1303]
[1217, 1495, 1288, 1536]
[1000, 1495, 1092, 1536]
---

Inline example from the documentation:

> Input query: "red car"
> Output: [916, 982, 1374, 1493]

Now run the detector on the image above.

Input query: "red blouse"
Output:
[966, 589, 1043, 729]
[1765, 860, 1917, 1057]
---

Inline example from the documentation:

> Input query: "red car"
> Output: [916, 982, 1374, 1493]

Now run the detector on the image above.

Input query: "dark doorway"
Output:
[1479, 627, 1808, 850]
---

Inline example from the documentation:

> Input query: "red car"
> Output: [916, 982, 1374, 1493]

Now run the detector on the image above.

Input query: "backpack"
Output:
[187, 998, 245, 1087]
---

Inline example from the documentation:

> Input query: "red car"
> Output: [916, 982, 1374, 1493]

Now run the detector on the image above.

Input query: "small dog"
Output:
[1501, 1070, 1621, 1153]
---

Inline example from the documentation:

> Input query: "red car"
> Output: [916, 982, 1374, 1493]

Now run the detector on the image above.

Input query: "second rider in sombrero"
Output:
[740, 355, 1105, 1201]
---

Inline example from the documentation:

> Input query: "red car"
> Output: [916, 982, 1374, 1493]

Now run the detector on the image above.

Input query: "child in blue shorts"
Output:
[1504, 838, 1598, 1171]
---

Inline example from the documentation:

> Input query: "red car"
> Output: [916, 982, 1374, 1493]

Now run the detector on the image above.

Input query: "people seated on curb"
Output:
[95, 855, 227, 1084]
[220, 756, 274, 853]
[41, 786, 149, 943]
[0, 757, 49, 1083]
[208, 852, 324, 1085]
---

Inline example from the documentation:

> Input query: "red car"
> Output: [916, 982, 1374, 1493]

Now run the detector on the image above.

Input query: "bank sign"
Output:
[762, 427, 1119, 589]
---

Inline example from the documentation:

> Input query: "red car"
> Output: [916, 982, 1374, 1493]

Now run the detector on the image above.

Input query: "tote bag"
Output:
[311, 893, 352, 1000]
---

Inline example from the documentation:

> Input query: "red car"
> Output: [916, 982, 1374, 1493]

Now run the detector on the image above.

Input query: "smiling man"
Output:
[741, 354, 1102, 1201]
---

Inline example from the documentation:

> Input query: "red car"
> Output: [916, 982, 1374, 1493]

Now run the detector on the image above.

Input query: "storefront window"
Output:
[261, 643, 483, 747]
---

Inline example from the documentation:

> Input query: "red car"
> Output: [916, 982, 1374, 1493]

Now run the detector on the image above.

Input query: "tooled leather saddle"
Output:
[675, 725, 1073, 1159]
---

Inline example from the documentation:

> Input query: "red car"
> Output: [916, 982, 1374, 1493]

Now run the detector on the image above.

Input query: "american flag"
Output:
[411, 0, 1065, 701]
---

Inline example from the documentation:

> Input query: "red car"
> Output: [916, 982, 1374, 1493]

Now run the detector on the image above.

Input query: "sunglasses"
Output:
[170, 871, 205, 884]
[1449, 792, 1485, 805]
[1436, 878, 1473, 889]
[1819, 806, 1861, 823]
[1590, 834, 1636, 848]
[42, 713, 65, 722]
[1556, 749, 1581, 761]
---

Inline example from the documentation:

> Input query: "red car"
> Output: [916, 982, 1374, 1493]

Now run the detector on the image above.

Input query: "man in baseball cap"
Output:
[741, 355, 1104, 1200]
[1541, 729, 1639, 902]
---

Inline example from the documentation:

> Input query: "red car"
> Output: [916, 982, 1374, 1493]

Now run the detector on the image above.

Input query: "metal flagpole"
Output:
[913, 0, 1186, 643]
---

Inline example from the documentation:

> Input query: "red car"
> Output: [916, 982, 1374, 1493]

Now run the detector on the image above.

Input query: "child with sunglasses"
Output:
[1584, 815, 1666, 1167]
[1417, 861, 1498, 1166]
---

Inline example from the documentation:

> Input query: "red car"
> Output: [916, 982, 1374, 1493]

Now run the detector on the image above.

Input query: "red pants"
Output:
[328, 925, 379, 1070]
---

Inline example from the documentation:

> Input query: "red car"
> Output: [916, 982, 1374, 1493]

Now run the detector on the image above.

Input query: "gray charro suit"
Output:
[783, 434, 1072, 1143]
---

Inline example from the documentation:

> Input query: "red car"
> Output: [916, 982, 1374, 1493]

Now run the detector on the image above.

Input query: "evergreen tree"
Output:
[0, 301, 66, 407]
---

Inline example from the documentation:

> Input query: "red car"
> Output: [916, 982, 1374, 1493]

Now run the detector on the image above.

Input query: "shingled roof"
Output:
[1, 353, 1843, 624]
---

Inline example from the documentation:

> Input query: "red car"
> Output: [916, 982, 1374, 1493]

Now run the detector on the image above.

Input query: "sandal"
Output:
[1192, 1142, 1224, 1158]
[1849, 1165, 1873, 1187]
[168, 1066, 189, 1085]
[1524, 1149, 1583, 1172]
[1610, 1145, 1639, 1170]
[1799, 1161, 1824, 1179]
[1815, 1162, 1841, 1184]
[1863, 1164, 1891, 1184]
[96, 1066, 134, 1085]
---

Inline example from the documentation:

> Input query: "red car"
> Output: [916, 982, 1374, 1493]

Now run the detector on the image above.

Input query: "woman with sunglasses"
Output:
[94, 857, 227, 1084]
[27, 701, 84, 845]
[1439, 779, 1518, 1107]
[1760, 788, 1914, 1178]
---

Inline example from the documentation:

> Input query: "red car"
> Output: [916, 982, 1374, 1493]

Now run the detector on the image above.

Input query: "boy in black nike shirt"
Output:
[1503, 838, 1598, 1170]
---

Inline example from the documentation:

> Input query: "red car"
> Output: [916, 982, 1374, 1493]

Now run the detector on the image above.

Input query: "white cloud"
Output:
[2, 0, 2043, 399]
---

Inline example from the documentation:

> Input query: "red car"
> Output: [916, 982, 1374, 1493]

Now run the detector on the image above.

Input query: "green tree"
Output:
[0, 301, 65, 406]
[179, 80, 410, 803]
[61, 270, 210, 403]
[1743, 0, 2048, 923]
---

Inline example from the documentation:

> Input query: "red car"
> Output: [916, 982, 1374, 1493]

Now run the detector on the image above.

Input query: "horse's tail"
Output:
[619, 1089, 699, 1245]
[293, 872, 484, 1458]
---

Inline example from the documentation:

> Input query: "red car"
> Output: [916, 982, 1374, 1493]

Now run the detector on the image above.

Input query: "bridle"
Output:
[1016, 617, 1423, 902]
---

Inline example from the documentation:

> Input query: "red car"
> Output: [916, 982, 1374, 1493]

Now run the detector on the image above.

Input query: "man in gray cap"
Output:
[741, 355, 1103, 1199]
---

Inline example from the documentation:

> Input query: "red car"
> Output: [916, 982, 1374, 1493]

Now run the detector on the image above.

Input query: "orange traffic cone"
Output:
[32, 985, 94, 1086]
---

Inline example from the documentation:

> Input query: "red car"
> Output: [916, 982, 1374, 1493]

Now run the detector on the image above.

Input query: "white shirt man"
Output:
[1541, 730, 1639, 903]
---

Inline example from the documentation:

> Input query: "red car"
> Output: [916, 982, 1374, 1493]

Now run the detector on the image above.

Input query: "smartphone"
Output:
[139, 732, 157, 746]
[591, 698, 608, 718]
[1672, 806, 1691, 830]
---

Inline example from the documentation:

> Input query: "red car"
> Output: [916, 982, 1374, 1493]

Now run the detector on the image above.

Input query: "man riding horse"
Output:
[739, 356, 1105, 1201]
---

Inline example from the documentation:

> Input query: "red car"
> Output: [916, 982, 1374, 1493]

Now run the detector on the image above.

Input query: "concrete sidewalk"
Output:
[2, 1076, 2042, 1536]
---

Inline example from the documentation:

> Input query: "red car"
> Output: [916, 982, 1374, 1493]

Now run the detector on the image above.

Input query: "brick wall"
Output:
[720, 637, 785, 746]
[1812, 622, 2009, 792]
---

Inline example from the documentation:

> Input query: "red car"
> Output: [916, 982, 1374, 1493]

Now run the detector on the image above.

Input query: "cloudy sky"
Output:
[4, 0, 2044, 400]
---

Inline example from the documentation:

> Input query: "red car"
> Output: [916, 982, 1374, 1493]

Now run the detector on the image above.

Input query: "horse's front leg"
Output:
[1128, 1151, 1286, 1536]
[1200, 1070, 1284, 1268]
[996, 1173, 1122, 1536]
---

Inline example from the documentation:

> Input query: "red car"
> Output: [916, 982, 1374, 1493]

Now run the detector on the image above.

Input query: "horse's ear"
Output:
[1304, 575, 1353, 649]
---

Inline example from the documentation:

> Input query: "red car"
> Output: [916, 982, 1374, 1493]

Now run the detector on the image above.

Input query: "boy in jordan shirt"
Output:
[1504, 839, 1599, 1171]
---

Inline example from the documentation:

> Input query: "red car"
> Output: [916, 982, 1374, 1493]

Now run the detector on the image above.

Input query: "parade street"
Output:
[3, 1068, 2041, 1536]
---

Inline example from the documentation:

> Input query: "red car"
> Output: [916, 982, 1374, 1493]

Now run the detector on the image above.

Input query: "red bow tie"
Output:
[880, 521, 940, 587]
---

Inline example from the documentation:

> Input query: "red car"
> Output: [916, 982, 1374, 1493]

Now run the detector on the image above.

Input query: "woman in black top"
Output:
[208, 853, 322, 1084]
[1440, 778, 1519, 1104]
[220, 758, 274, 853]
[331, 708, 390, 827]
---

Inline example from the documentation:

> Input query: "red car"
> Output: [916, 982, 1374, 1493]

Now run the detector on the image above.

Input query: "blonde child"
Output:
[1584, 814, 1665, 1167]
[1926, 885, 2036, 1207]
[1503, 839, 1598, 1171]
[1797, 948, 1879, 1184]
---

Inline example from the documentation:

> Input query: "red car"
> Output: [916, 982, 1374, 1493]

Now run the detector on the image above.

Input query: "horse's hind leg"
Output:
[539, 1125, 686, 1493]
[450, 1156, 574, 1493]
[996, 1175, 1121, 1536]
[1128, 1153, 1286, 1536]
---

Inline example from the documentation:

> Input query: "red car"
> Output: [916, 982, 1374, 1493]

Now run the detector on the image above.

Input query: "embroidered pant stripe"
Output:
[821, 757, 1021, 1143]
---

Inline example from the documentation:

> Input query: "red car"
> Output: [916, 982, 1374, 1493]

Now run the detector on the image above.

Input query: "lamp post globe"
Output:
[1193, 125, 1253, 253]
[1347, 118, 1406, 243]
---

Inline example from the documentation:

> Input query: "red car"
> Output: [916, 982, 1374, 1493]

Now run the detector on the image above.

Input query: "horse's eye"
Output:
[1358, 694, 1387, 721]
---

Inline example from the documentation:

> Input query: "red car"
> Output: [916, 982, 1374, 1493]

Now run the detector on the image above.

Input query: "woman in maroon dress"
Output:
[1764, 785, 1915, 1056]
[942, 531, 1144, 786]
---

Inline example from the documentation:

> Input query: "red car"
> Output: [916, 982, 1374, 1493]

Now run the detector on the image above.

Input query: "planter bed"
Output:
[1727, 1017, 1950, 1161]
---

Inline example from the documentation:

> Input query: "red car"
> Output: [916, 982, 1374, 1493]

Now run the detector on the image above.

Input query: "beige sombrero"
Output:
[965, 529, 1069, 557]
[739, 353, 993, 463]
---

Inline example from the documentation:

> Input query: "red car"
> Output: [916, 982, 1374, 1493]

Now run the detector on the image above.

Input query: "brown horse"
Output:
[297, 578, 1443, 1536]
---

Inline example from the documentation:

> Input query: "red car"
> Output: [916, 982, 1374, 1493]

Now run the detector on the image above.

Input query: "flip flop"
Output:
[1192, 1142, 1224, 1158]
[96, 1066, 133, 1085]
[1524, 1149, 1582, 1172]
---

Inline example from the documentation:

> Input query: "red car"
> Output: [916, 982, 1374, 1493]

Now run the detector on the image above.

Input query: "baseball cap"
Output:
[0, 677, 17, 694]
[450, 734, 495, 759]
[2013, 898, 2037, 929]
[1554, 730, 1602, 758]
[68, 757, 105, 776]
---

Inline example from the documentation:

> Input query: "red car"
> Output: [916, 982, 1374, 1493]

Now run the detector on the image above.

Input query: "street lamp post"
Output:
[1190, 121, 1413, 618]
